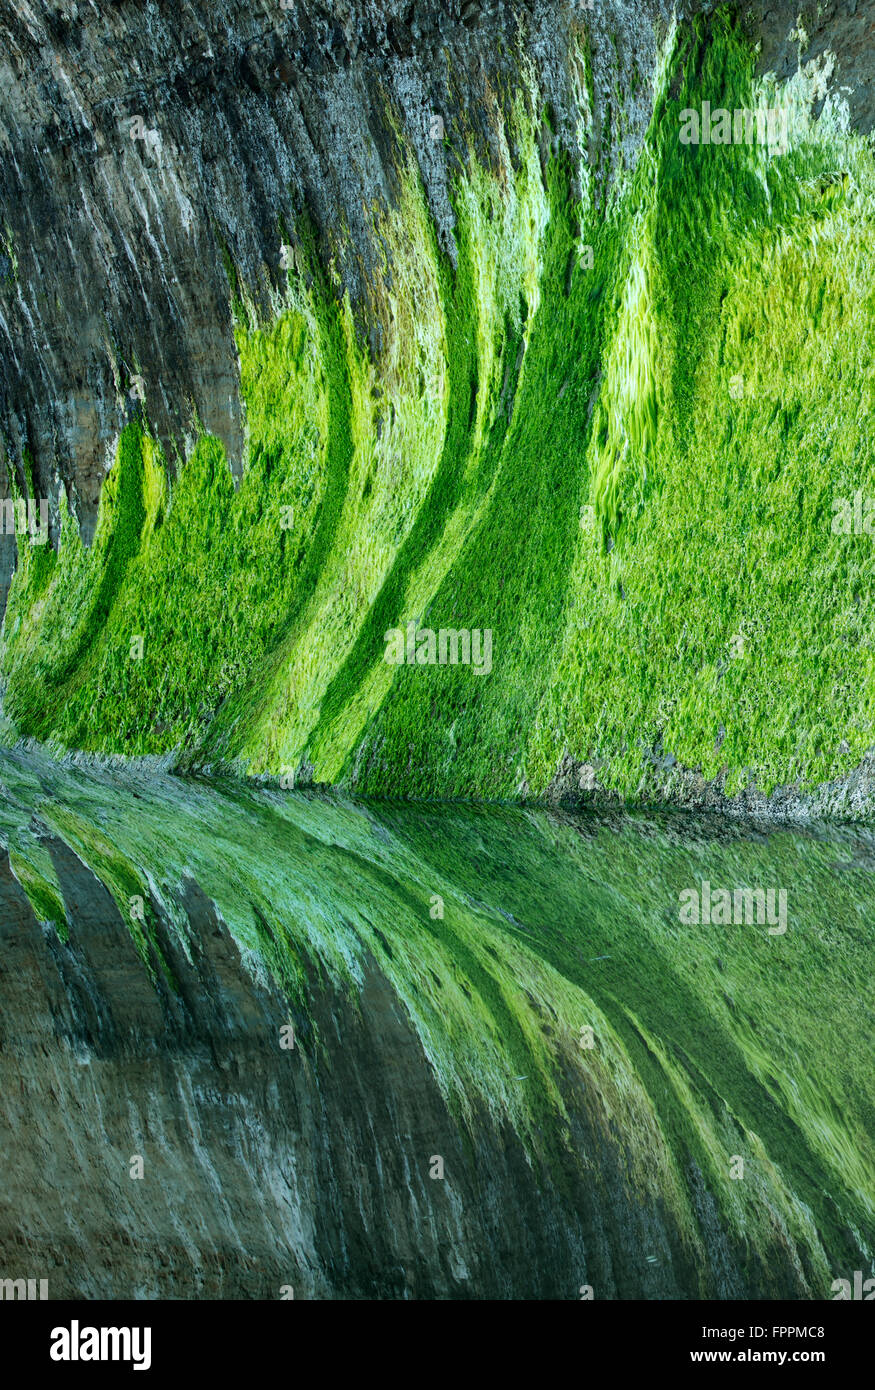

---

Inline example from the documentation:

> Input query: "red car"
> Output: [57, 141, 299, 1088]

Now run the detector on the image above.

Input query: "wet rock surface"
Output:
[0, 747, 870, 1298]
[0, 841, 679, 1299]
[2, 2, 863, 566]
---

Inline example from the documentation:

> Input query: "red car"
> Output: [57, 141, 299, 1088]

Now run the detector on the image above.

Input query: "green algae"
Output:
[2, 8, 875, 804]
[7, 842, 67, 939]
[0, 222, 16, 282]
[0, 744, 871, 1292]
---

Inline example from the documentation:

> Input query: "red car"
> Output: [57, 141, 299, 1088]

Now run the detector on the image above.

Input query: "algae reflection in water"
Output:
[0, 745, 872, 1297]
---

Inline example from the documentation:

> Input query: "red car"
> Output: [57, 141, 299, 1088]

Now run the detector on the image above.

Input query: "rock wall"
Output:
[2, 2, 875, 800]
[0, 747, 871, 1297]
[0, 0, 661, 552]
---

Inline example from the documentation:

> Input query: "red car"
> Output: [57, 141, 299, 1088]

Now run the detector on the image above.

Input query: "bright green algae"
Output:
[0, 744, 872, 1292]
[3, 10, 875, 800]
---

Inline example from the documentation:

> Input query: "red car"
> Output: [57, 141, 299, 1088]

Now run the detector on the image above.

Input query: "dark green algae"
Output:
[0, 742, 872, 1293]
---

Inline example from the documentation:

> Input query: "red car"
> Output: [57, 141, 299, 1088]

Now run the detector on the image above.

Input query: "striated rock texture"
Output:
[2, 4, 874, 1306]
[1, 860, 661, 1299]
[1, 746, 873, 1297]
[0, 0, 673, 547]
[2, 2, 875, 800]
[1, 1, 872, 547]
